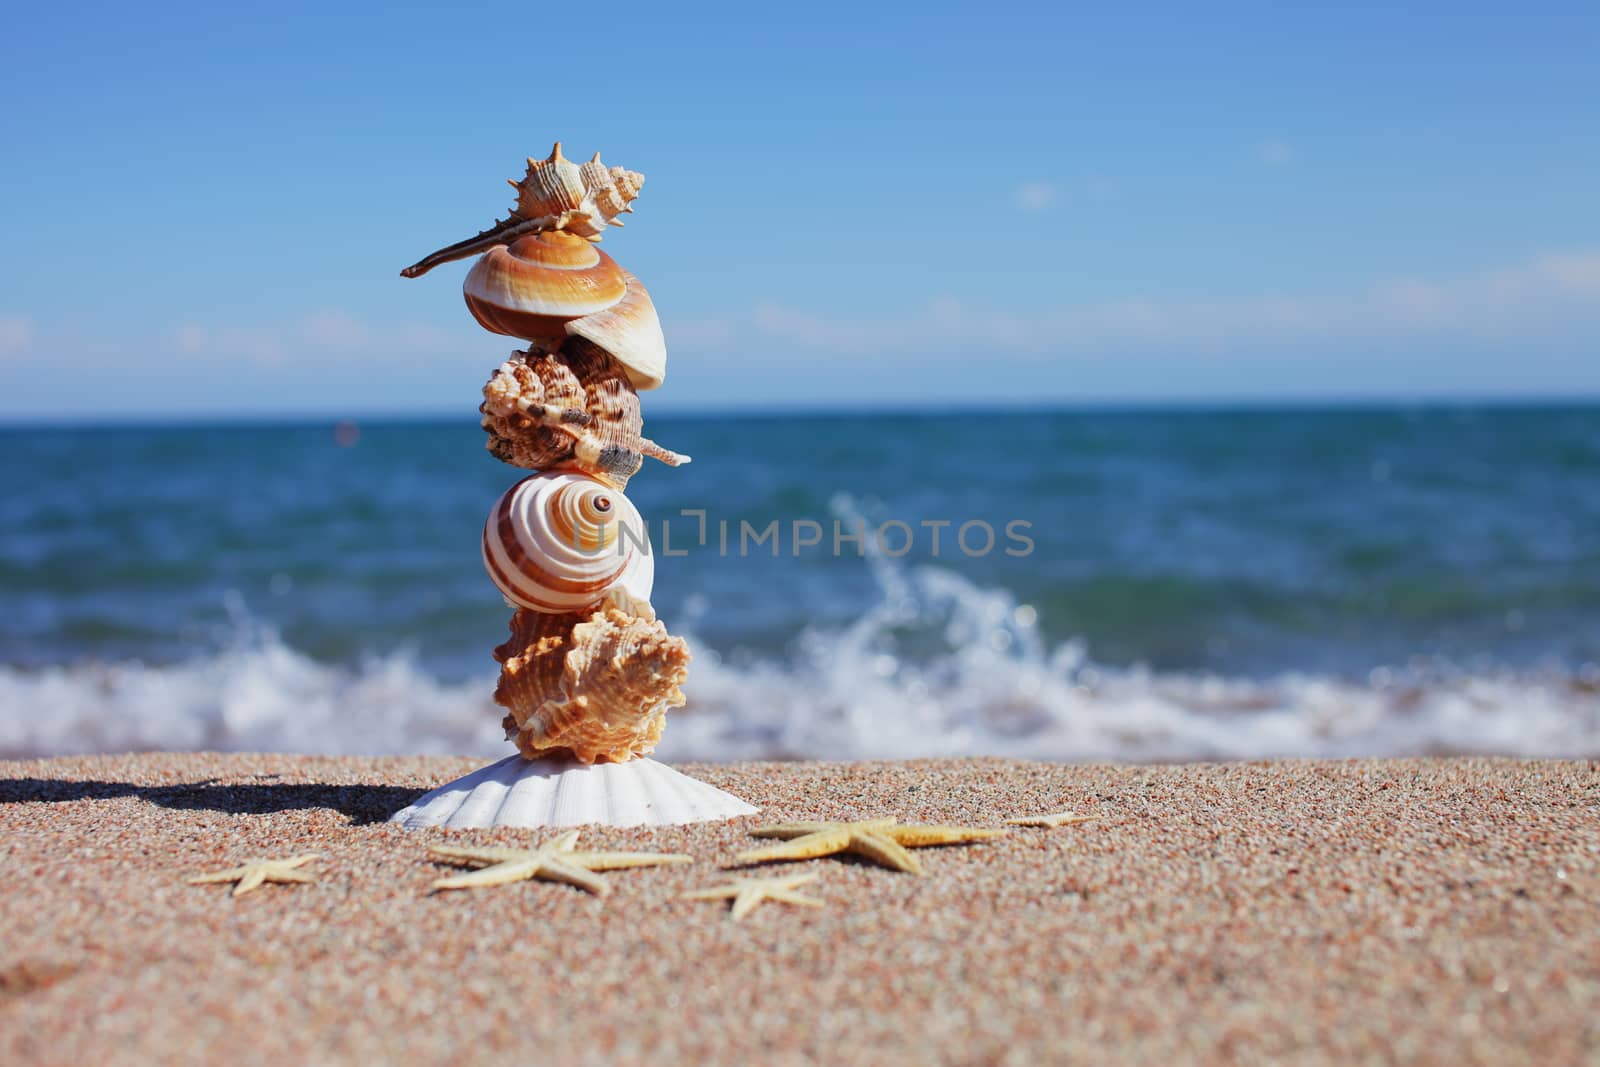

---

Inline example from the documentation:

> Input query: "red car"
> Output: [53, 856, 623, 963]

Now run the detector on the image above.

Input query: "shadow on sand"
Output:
[0, 776, 423, 825]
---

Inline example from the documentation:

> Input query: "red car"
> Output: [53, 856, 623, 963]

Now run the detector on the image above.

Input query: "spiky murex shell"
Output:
[510, 143, 644, 240]
[399, 142, 645, 278]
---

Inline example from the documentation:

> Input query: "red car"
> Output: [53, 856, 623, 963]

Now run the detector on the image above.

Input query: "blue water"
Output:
[2, 406, 1598, 760]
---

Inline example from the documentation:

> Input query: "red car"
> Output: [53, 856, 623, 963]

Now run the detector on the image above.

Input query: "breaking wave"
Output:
[2, 545, 1597, 762]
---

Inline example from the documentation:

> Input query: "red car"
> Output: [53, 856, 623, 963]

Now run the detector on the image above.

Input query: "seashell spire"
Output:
[401, 142, 645, 279]
[384, 136, 742, 818]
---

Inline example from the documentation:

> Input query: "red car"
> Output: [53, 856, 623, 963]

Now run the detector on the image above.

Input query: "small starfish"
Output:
[1005, 811, 1103, 828]
[188, 854, 320, 897]
[735, 818, 1006, 875]
[682, 872, 825, 921]
[428, 829, 691, 897]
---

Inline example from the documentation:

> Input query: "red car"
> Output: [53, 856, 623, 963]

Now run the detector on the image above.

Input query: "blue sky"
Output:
[2, 1, 1597, 418]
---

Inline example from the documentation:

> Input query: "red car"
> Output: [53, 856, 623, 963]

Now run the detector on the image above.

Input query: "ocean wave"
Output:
[2, 553, 1597, 762]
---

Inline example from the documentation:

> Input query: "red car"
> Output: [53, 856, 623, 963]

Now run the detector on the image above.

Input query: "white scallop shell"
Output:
[389, 754, 758, 829]
[482, 471, 654, 613]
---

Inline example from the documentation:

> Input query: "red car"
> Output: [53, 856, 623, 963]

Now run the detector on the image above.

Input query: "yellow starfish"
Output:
[682, 872, 825, 921]
[1005, 812, 1103, 828]
[188, 854, 320, 897]
[735, 817, 1006, 875]
[428, 829, 691, 896]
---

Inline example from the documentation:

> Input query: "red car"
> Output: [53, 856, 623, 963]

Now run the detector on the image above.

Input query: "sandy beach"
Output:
[1, 753, 1596, 1065]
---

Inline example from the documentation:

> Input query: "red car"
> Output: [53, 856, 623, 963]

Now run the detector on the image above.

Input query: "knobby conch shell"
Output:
[481, 340, 688, 488]
[494, 594, 691, 763]
[482, 471, 655, 613]
[399, 142, 642, 269]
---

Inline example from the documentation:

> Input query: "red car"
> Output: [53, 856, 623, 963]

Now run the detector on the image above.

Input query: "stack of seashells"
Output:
[402, 143, 693, 766]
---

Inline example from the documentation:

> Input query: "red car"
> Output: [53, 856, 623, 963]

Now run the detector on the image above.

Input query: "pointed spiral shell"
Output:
[401, 144, 645, 279]
[511, 143, 644, 240]
[482, 471, 654, 613]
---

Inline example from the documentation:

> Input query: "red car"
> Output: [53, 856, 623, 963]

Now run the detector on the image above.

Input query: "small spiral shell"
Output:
[482, 471, 654, 613]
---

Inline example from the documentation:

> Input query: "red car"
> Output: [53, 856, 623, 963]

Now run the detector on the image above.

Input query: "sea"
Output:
[2, 405, 1598, 762]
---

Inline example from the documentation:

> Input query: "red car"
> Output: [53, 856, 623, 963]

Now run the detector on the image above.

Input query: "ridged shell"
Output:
[494, 598, 691, 763]
[463, 231, 627, 341]
[388, 754, 758, 829]
[480, 341, 687, 486]
[482, 471, 654, 613]
[513, 145, 588, 220]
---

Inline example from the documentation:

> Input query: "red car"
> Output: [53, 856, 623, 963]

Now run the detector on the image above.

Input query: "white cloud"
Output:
[1257, 139, 1295, 168]
[1539, 252, 1600, 291]
[167, 312, 458, 366]
[170, 323, 287, 365]
[173, 323, 209, 355]
[703, 250, 1600, 355]
[0, 315, 33, 357]
[663, 317, 736, 349]
[301, 309, 374, 349]
[1013, 181, 1058, 212]
[12, 251, 1600, 397]
[1085, 176, 1120, 202]
[1012, 177, 1118, 212]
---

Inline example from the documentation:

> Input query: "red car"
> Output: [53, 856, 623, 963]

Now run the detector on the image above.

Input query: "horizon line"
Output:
[2, 392, 1598, 430]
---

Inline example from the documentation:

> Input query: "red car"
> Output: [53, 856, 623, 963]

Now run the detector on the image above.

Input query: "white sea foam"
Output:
[2, 554, 1597, 762]
[659, 549, 1600, 762]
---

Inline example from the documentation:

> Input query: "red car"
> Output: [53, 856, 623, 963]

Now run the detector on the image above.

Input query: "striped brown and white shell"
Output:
[459, 234, 668, 390]
[481, 340, 688, 487]
[463, 231, 627, 341]
[494, 594, 691, 764]
[482, 471, 654, 614]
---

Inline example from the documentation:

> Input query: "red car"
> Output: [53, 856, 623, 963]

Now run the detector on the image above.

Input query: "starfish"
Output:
[188, 854, 320, 897]
[428, 829, 691, 896]
[1005, 811, 1103, 828]
[735, 818, 1006, 875]
[682, 872, 825, 921]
